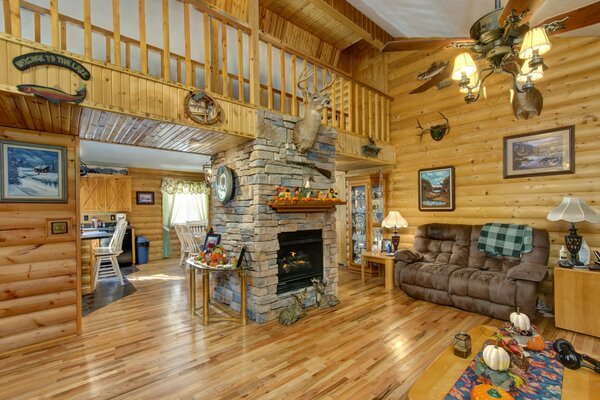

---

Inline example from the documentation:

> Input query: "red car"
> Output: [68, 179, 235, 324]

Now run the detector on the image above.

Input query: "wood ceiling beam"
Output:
[305, 0, 387, 50]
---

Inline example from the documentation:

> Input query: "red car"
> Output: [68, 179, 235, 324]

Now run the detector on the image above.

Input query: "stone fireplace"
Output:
[210, 110, 338, 323]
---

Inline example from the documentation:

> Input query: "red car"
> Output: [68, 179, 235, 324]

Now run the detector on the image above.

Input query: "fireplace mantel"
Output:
[268, 199, 346, 213]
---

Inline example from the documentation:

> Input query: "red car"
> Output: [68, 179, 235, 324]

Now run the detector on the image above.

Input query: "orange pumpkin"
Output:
[470, 384, 514, 400]
[527, 334, 545, 351]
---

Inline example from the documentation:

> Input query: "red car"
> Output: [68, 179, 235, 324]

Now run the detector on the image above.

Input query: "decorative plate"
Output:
[216, 165, 234, 203]
[184, 91, 221, 125]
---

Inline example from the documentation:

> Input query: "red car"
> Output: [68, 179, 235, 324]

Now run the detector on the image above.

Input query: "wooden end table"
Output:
[554, 267, 600, 337]
[186, 258, 247, 326]
[409, 325, 599, 399]
[361, 252, 395, 290]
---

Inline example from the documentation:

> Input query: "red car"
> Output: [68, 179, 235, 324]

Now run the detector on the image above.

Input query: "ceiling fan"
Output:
[383, 0, 600, 96]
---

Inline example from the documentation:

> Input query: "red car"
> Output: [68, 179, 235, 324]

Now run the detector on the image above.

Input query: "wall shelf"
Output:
[268, 199, 346, 213]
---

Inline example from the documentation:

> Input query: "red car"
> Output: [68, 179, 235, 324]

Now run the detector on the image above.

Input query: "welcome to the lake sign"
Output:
[12, 52, 91, 81]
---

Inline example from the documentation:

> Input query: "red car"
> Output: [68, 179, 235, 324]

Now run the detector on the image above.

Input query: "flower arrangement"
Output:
[271, 185, 343, 203]
[197, 244, 230, 267]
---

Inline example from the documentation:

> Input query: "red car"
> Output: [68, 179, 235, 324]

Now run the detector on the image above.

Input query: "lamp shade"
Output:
[547, 197, 600, 223]
[517, 62, 544, 83]
[519, 27, 551, 59]
[452, 53, 477, 81]
[382, 211, 408, 229]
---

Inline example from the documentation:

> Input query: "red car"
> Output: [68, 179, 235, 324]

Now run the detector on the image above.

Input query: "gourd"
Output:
[482, 343, 510, 371]
[509, 308, 531, 331]
[526, 334, 545, 351]
[470, 384, 514, 400]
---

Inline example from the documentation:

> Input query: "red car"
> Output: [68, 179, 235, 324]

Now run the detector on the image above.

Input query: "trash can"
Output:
[136, 236, 150, 265]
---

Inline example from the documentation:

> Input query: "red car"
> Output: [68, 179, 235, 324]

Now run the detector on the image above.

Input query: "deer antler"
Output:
[319, 69, 337, 94]
[297, 65, 316, 99]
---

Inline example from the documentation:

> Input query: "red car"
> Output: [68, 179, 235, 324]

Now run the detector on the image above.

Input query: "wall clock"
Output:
[184, 91, 221, 125]
[216, 166, 234, 203]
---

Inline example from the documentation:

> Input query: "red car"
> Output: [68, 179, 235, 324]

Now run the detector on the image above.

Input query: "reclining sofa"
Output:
[394, 223, 550, 320]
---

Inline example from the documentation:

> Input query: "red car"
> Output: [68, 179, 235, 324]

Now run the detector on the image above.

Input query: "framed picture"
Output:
[381, 239, 392, 252]
[203, 233, 221, 249]
[418, 166, 455, 211]
[503, 126, 575, 178]
[50, 220, 69, 235]
[136, 191, 155, 205]
[0, 140, 67, 203]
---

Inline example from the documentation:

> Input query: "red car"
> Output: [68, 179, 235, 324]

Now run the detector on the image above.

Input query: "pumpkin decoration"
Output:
[526, 334, 545, 351]
[510, 308, 531, 331]
[470, 384, 514, 400]
[483, 343, 511, 371]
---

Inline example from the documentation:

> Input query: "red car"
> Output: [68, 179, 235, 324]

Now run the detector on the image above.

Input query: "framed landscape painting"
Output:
[136, 191, 155, 205]
[0, 140, 67, 202]
[504, 126, 575, 178]
[418, 166, 455, 211]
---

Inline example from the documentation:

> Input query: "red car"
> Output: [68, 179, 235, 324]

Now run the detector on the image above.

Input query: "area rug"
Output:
[444, 337, 564, 400]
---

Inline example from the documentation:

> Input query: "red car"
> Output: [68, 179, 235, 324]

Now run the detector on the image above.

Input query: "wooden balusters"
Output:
[162, 0, 170, 80]
[183, 0, 192, 86]
[3, 0, 21, 37]
[221, 21, 229, 97]
[113, 0, 121, 67]
[340, 78, 345, 131]
[279, 49, 286, 114]
[203, 13, 211, 92]
[237, 29, 244, 101]
[267, 43, 273, 110]
[247, 0, 260, 106]
[50, 0, 59, 48]
[139, 0, 147, 73]
[291, 54, 297, 116]
[34, 11, 41, 42]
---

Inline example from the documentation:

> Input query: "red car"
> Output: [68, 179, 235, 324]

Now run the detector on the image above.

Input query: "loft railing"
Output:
[1, 0, 391, 143]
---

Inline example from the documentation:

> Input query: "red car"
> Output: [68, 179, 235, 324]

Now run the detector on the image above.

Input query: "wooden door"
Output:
[80, 175, 107, 212]
[105, 176, 132, 212]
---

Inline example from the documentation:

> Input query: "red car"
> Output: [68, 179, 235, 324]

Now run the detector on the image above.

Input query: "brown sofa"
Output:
[394, 223, 550, 320]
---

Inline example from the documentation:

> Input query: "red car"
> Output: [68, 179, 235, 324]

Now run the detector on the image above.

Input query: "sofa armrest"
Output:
[506, 262, 548, 282]
[395, 249, 423, 263]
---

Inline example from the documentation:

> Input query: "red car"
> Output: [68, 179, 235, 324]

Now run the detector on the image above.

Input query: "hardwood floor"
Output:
[0, 259, 598, 400]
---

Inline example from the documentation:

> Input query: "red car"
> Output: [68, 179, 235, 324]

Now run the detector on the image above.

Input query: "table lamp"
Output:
[547, 197, 600, 265]
[382, 211, 408, 252]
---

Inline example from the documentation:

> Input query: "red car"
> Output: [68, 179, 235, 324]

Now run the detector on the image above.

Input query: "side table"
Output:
[361, 252, 396, 290]
[554, 267, 600, 337]
[186, 258, 248, 326]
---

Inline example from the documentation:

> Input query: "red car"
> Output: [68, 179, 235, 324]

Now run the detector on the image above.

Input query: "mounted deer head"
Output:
[292, 66, 336, 153]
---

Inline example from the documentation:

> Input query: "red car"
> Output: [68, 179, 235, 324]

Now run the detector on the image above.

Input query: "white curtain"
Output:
[171, 193, 209, 225]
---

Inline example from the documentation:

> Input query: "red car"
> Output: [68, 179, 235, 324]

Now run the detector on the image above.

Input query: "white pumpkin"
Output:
[482, 344, 510, 371]
[510, 309, 531, 331]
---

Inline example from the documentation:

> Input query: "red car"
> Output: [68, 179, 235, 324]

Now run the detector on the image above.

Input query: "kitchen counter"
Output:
[81, 231, 114, 240]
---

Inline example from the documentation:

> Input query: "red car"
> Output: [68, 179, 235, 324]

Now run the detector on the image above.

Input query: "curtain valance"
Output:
[160, 178, 210, 195]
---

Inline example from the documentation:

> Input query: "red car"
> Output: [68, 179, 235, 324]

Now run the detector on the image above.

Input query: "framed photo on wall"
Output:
[418, 166, 455, 211]
[136, 191, 155, 205]
[503, 126, 575, 178]
[0, 140, 67, 203]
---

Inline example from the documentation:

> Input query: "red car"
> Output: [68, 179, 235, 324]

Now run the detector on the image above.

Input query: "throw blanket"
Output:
[478, 223, 533, 257]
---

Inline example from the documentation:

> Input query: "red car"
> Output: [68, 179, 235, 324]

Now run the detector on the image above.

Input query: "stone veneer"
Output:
[210, 110, 338, 323]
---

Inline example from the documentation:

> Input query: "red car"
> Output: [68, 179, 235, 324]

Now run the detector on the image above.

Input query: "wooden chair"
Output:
[187, 220, 207, 249]
[174, 223, 201, 266]
[93, 219, 127, 287]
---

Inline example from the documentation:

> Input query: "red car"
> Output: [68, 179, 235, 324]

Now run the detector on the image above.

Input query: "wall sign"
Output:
[13, 52, 91, 80]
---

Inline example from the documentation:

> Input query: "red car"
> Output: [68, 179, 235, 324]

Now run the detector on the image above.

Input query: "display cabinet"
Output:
[346, 174, 385, 274]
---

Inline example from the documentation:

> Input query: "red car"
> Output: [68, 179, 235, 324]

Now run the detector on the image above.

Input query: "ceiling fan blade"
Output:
[409, 69, 451, 94]
[382, 37, 473, 52]
[499, 0, 546, 26]
[537, 1, 600, 35]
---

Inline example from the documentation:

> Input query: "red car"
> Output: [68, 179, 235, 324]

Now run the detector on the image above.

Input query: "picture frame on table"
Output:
[418, 166, 455, 211]
[503, 126, 575, 179]
[203, 233, 221, 249]
[0, 140, 67, 203]
[381, 239, 392, 253]
[136, 191, 155, 205]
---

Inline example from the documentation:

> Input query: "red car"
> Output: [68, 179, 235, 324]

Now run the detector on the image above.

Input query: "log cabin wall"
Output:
[386, 37, 600, 303]
[127, 167, 205, 262]
[0, 127, 80, 354]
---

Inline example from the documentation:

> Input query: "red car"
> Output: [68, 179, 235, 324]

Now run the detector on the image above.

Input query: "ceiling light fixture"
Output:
[451, 1, 556, 105]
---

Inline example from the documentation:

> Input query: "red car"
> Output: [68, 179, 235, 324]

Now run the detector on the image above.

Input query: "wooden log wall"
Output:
[0, 127, 80, 354]
[127, 168, 205, 262]
[386, 37, 600, 303]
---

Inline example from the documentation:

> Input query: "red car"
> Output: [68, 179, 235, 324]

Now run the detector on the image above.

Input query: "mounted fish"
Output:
[292, 66, 336, 153]
[17, 84, 87, 105]
[417, 61, 448, 81]
[416, 112, 450, 142]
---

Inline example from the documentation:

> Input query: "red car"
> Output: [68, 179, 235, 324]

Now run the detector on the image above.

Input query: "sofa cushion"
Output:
[466, 270, 516, 306]
[413, 224, 472, 268]
[468, 226, 520, 272]
[400, 262, 464, 291]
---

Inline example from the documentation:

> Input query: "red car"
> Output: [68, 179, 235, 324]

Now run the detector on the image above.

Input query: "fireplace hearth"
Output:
[277, 230, 323, 294]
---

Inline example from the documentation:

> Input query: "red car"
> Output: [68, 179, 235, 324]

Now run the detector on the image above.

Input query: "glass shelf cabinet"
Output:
[346, 174, 386, 274]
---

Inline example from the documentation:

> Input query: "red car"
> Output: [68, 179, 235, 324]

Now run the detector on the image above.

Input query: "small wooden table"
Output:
[409, 325, 600, 399]
[554, 267, 600, 337]
[187, 258, 247, 326]
[361, 252, 395, 290]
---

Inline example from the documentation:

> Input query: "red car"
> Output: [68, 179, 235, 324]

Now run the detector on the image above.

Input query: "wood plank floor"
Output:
[0, 259, 599, 400]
